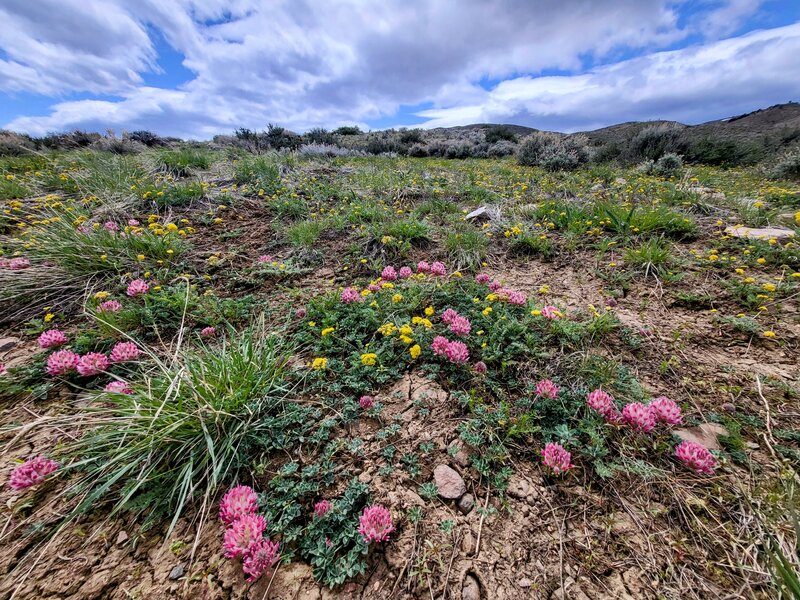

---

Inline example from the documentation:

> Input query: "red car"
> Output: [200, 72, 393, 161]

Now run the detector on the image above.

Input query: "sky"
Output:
[0, 0, 799, 139]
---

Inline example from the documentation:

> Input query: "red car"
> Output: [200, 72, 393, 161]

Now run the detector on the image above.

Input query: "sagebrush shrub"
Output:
[516, 132, 590, 170]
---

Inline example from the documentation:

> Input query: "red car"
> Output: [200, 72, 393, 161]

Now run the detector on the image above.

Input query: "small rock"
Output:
[0, 337, 19, 352]
[116, 530, 129, 545]
[462, 531, 476, 555]
[724, 225, 795, 240]
[518, 577, 532, 588]
[675, 423, 729, 450]
[720, 402, 736, 414]
[449, 442, 471, 468]
[465, 206, 488, 221]
[169, 564, 185, 580]
[457, 493, 475, 515]
[614, 177, 627, 185]
[507, 475, 529, 499]
[462, 574, 480, 600]
[590, 183, 604, 193]
[434, 464, 466, 499]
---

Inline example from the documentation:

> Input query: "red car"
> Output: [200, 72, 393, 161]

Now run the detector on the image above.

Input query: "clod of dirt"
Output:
[507, 475, 530, 499]
[462, 573, 481, 600]
[433, 464, 466, 499]
[674, 423, 730, 450]
[724, 225, 795, 240]
[457, 493, 475, 514]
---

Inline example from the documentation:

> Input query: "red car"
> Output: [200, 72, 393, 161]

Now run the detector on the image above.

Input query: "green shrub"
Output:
[234, 153, 282, 195]
[770, 146, 800, 181]
[651, 153, 683, 178]
[156, 147, 211, 175]
[516, 132, 590, 171]
[622, 124, 688, 163]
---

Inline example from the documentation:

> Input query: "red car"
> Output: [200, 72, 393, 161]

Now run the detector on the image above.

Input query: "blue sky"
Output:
[1, 0, 799, 138]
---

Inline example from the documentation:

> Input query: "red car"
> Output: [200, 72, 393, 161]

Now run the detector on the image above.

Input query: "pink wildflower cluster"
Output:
[535, 379, 560, 401]
[104, 221, 119, 232]
[358, 504, 395, 543]
[541, 443, 573, 475]
[8, 456, 59, 490]
[675, 440, 717, 475]
[381, 266, 397, 281]
[97, 300, 123, 313]
[441, 308, 471, 336]
[540, 305, 561, 319]
[488, 280, 502, 291]
[494, 287, 527, 305]
[622, 402, 656, 433]
[201, 326, 217, 338]
[110, 341, 140, 363]
[473, 361, 487, 374]
[649, 396, 683, 425]
[76, 352, 109, 377]
[104, 380, 133, 394]
[219, 485, 280, 582]
[314, 500, 331, 518]
[38, 329, 68, 349]
[257, 254, 272, 263]
[47, 349, 79, 376]
[416, 261, 430, 273]
[586, 389, 620, 423]
[127, 279, 149, 297]
[429, 262, 446, 276]
[475, 273, 491, 284]
[341, 287, 361, 304]
[359, 395, 375, 409]
[1, 257, 31, 270]
[588, 389, 683, 433]
[430, 336, 469, 364]
[398, 266, 413, 278]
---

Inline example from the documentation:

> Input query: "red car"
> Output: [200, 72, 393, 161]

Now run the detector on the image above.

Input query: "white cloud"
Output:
[0, 0, 793, 137]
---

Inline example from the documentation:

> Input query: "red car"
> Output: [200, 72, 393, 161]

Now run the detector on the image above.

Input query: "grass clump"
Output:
[444, 226, 488, 271]
[233, 153, 282, 195]
[156, 147, 211, 176]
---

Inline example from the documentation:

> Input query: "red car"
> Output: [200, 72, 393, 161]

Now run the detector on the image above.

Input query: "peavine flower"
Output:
[314, 500, 331, 518]
[201, 326, 217, 338]
[441, 308, 459, 324]
[295, 307, 307, 318]
[97, 300, 123, 313]
[219, 485, 259, 526]
[649, 396, 682, 425]
[416, 261, 430, 273]
[8, 257, 31, 270]
[430, 262, 446, 276]
[358, 505, 395, 543]
[110, 341, 140, 363]
[431, 336, 450, 356]
[341, 287, 361, 304]
[398, 266, 413, 278]
[258, 254, 272, 263]
[488, 280, 502, 292]
[8, 456, 59, 490]
[675, 440, 717, 475]
[104, 221, 119, 232]
[359, 395, 375, 409]
[587, 388, 622, 423]
[47, 349, 79, 376]
[104, 380, 133, 394]
[507, 290, 527, 305]
[541, 443, 573, 475]
[223, 514, 267, 558]
[0, 363, 6, 376]
[473, 361, 487, 374]
[445, 340, 469, 364]
[541, 305, 561, 319]
[381, 266, 398, 281]
[367, 283, 381, 293]
[242, 538, 280, 582]
[127, 279, 149, 297]
[535, 379, 559, 400]
[38, 329, 68, 349]
[449, 315, 472, 336]
[622, 402, 656, 433]
[475, 273, 491, 284]
[128, 219, 140, 226]
[76, 352, 110, 377]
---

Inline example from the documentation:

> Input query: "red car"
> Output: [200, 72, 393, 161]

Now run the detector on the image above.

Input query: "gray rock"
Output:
[518, 578, 532, 588]
[169, 564, 185, 580]
[457, 493, 475, 515]
[507, 475, 529, 499]
[434, 464, 466, 499]
[725, 225, 795, 240]
[675, 423, 729, 450]
[462, 574, 480, 600]
[464, 206, 488, 220]
[116, 530, 129, 545]
[0, 337, 19, 352]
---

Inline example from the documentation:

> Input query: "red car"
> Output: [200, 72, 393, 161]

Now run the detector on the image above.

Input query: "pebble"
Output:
[457, 493, 475, 515]
[434, 464, 466, 499]
[462, 574, 480, 600]
[169, 564, 185, 580]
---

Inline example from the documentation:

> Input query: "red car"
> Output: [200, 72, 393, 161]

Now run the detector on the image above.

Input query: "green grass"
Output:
[233, 153, 282, 195]
[288, 219, 325, 248]
[624, 237, 673, 276]
[156, 147, 211, 176]
[444, 227, 488, 271]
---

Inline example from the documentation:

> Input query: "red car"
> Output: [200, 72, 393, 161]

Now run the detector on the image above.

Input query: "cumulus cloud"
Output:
[0, 0, 794, 137]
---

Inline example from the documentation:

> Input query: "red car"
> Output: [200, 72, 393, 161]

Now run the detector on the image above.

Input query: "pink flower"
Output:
[398, 266, 413, 279]
[219, 485, 259, 526]
[541, 305, 561, 319]
[38, 329, 68, 349]
[441, 308, 459, 324]
[0, 364, 6, 376]
[587, 389, 622, 424]
[507, 290, 526, 305]
[445, 340, 469, 364]
[358, 505, 395, 543]
[223, 513, 267, 558]
[341, 287, 361, 304]
[104, 221, 119, 232]
[622, 402, 656, 433]
[8, 257, 31, 270]
[430, 262, 446, 276]
[541, 442, 573, 475]
[359, 395, 375, 409]
[535, 379, 559, 401]
[449, 315, 472, 337]
[97, 300, 123, 313]
[675, 440, 717, 475]
[488, 280, 502, 292]
[201, 326, 217, 338]
[473, 361, 487, 374]
[314, 500, 331, 518]
[431, 336, 450, 356]
[475, 273, 491, 284]
[295, 308, 307, 318]
[110, 341, 140, 363]
[242, 538, 280, 582]
[76, 352, 110, 377]
[381, 266, 398, 281]
[104, 380, 133, 394]
[46, 349, 79, 376]
[8, 456, 59, 490]
[127, 279, 149, 297]
[257, 255, 272, 263]
[128, 219, 140, 226]
[416, 261, 430, 273]
[649, 396, 682, 425]
[368, 283, 381, 292]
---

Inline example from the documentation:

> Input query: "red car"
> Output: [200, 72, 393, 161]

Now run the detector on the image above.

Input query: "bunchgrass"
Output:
[444, 226, 488, 270]
[233, 153, 282, 195]
[156, 147, 211, 176]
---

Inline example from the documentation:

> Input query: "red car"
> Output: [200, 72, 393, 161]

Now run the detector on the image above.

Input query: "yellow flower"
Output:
[308, 321, 316, 327]
[531, 309, 542, 317]
[137, 254, 145, 261]
[381, 282, 394, 289]
[399, 335, 413, 344]
[361, 353, 378, 366]
[378, 323, 397, 336]
[756, 258, 766, 264]
[399, 324, 413, 336]
[482, 306, 492, 316]
[762, 330, 776, 338]
[409, 344, 421, 359]
[539, 285, 550, 294]
[424, 306, 434, 316]
[94, 291, 110, 300]
[44, 313, 54, 323]
[391, 293, 403, 303]
[321, 327, 334, 336]
[762, 283, 776, 292]
[311, 357, 327, 370]
[166, 223, 178, 232]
